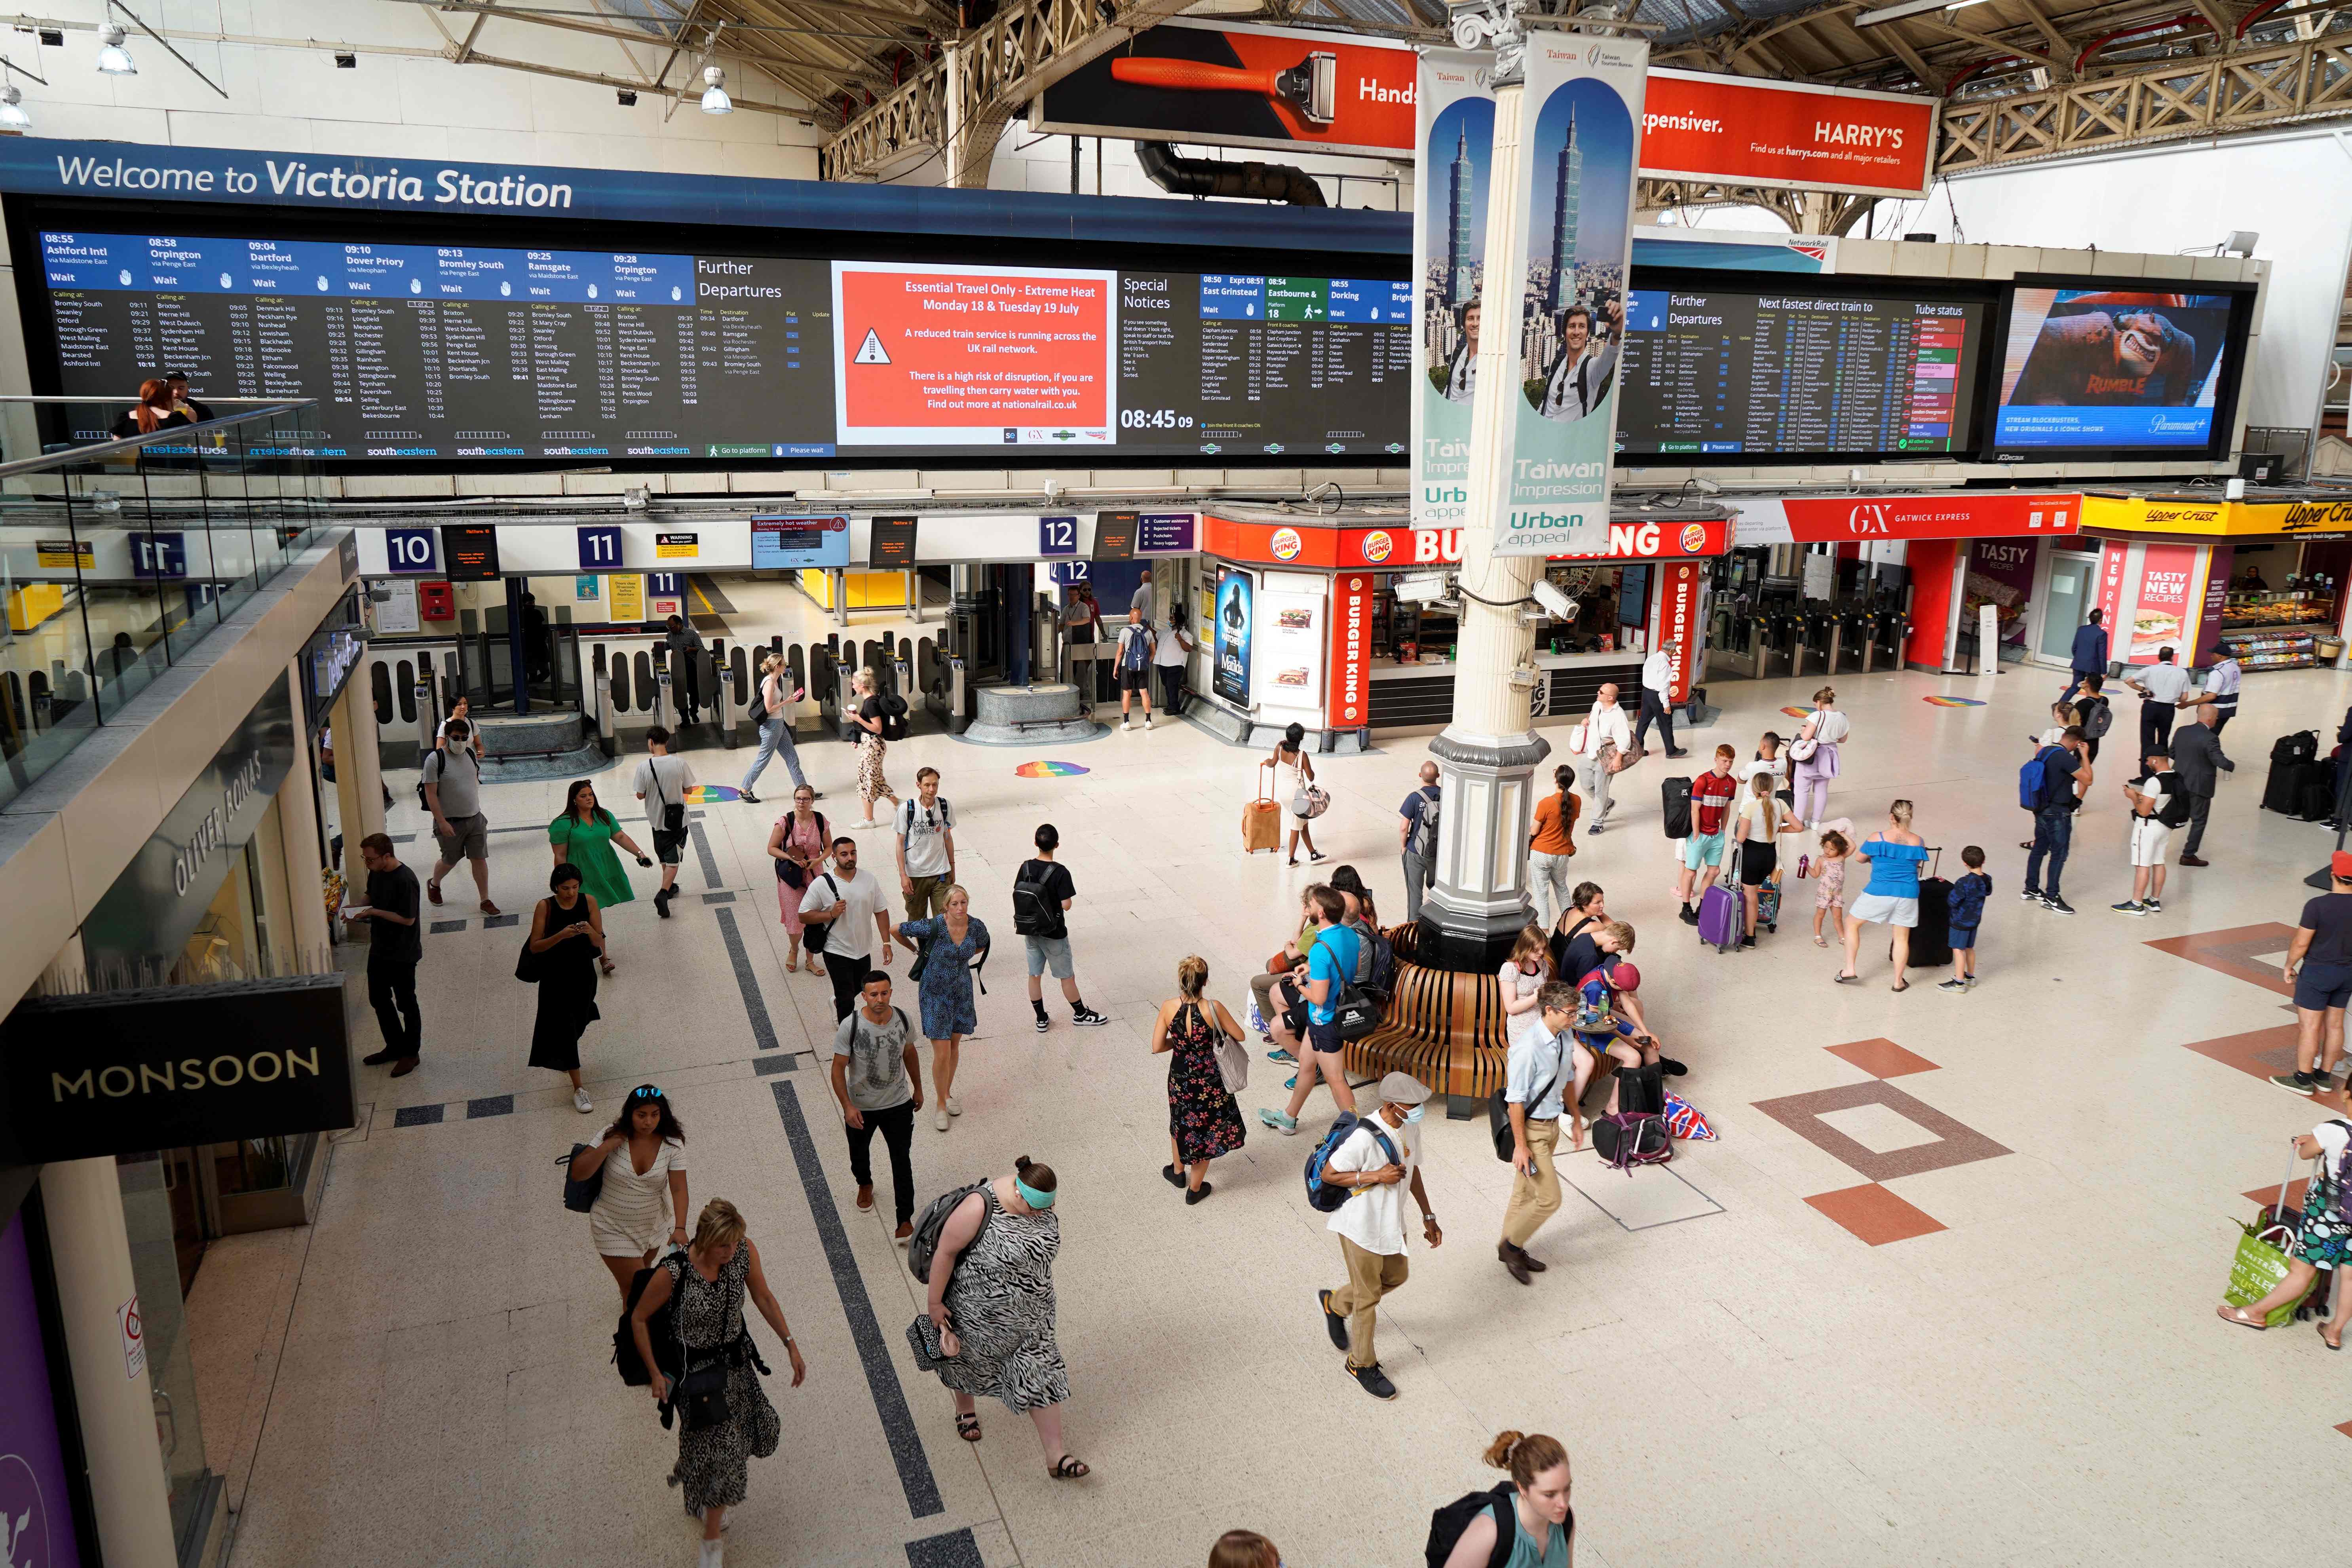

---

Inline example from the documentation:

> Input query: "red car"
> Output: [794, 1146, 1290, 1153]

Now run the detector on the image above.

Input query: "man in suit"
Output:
[2170, 701, 2235, 867]
[2065, 609, 2109, 702]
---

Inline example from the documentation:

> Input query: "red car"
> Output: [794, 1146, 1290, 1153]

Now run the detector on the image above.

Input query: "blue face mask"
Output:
[1014, 1177, 1056, 1210]
[1402, 1104, 1426, 1125]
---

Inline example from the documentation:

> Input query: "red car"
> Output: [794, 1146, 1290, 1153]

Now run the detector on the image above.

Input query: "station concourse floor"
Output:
[189, 656, 2352, 1568]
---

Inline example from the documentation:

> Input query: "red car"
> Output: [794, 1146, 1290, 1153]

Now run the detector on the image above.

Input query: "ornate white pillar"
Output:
[1420, 6, 1548, 971]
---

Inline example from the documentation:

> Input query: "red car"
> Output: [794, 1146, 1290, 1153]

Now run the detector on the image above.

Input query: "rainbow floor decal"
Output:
[682, 783, 743, 803]
[1015, 761, 1089, 778]
[1923, 696, 1987, 708]
[1780, 706, 1810, 718]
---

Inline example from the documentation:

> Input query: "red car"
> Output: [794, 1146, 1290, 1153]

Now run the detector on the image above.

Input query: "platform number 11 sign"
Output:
[578, 525, 623, 571]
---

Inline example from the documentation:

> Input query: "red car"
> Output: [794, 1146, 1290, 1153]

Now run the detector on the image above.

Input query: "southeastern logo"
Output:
[1361, 530, 1394, 564]
[1679, 523, 1707, 555]
[1270, 527, 1303, 561]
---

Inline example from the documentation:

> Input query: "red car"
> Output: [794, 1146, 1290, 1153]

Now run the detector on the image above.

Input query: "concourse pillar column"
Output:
[1419, 16, 1548, 973]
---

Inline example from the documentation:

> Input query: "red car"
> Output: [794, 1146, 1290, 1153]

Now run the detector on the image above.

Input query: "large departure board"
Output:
[1613, 283, 1986, 460]
[36, 231, 1412, 462]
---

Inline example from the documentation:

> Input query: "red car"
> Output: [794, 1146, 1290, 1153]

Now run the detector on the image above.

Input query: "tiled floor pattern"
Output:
[2152, 924, 2352, 1110]
[192, 661, 2352, 1566]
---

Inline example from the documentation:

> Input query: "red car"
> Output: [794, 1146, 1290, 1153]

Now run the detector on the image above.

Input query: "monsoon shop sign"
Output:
[0, 974, 354, 1162]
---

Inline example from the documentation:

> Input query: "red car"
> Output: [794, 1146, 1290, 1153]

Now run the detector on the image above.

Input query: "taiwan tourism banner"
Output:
[1489, 34, 1648, 558]
[1412, 49, 1492, 534]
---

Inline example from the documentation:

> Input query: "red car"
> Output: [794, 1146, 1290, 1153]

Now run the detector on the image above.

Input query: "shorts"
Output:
[1024, 932, 1075, 979]
[651, 827, 688, 866]
[2129, 815, 2172, 869]
[1949, 923, 1979, 952]
[433, 811, 489, 864]
[2295, 960, 2352, 1013]
[1682, 827, 1727, 870]
[1305, 1017, 1341, 1055]
[1738, 843, 1778, 886]
[1119, 665, 1149, 694]
[1846, 891, 1918, 928]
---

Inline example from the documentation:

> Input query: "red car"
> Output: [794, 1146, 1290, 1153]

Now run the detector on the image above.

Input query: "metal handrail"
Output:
[0, 397, 320, 481]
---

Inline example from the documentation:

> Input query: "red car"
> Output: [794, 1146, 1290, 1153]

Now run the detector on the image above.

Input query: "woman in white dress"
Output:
[1271, 721, 1324, 867]
[569, 1084, 691, 1297]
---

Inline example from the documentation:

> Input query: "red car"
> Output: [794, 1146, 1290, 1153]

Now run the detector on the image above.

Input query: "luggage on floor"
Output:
[1242, 760, 1284, 853]
[1756, 870, 1782, 933]
[1907, 878, 1954, 967]
[2265, 732, 2322, 813]
[1696, 843, 1744, 952]
[2225, 1150, 2316, 1327]
[1660, 776, 1693, 839]
[2300, 772, 2338, 823]
[1592, 1064, 1672, 1173]
[2273, 729, 2321, 767]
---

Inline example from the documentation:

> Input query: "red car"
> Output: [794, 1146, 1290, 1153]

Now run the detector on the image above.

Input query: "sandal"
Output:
[2216, 1304, 2267, 1329]
[1891, 981, 1909, 993]
[599, 958, 617, 977]
[956, 1412, 981, 1442]
[2323, 1324, 2344, 1351]
[1049, 1454, 1090, 1479]
[1813, 936, 1828, 948]
[1833, 973, 1859, 985]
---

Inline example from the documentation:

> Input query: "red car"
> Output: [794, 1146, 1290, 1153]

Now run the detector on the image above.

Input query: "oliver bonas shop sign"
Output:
[0, 973, 353, 1163]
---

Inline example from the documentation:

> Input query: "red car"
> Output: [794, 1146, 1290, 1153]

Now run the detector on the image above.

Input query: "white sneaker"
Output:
[944, 1095, 962, 1116]
[933, 1106, 948, 1132]
[573, 1087, 593, 1114]
[1144, 715, 1153, 731]
[698, 1539, 724, 1567]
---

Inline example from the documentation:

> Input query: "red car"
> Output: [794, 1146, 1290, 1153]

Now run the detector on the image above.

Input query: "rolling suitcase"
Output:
[1756, 869, 1782, 933]
[2266, 731, 2321, 813]
[1696, 844, 1745, 952]
[2300, 766, 2339, 823]
[1242, 760, 1284, 853]
[1660, 776, 1693, 840]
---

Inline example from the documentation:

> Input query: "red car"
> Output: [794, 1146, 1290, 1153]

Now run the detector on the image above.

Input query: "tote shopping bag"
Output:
[1243, 760, 1284, 853]
[2223, 1149, 2316, 1327]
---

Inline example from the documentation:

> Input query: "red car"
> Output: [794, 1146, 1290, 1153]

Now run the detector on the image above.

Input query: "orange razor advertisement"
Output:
[1035, 19, 1415, 158]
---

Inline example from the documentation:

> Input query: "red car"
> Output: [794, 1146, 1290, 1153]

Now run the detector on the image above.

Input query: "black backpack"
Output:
[907, 1180, 992, 1285]
[1660, 776, 1693, 839]
[803, 873, 841, 953]
[1425, 1482, 1519, 1568]
[612, 1254, 684, 1387]
[1012, 861, 1064, 939]
[2155, 779, 2192, 829]
[879, 693, 910, 741]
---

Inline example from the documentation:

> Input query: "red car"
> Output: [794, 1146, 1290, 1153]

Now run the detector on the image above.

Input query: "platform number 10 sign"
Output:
[578, 525, 623, 570]
[384, 527, 438, 574]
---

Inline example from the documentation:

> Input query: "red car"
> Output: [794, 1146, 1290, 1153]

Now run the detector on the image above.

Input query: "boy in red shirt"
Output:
[1676, 744, 1741, 925]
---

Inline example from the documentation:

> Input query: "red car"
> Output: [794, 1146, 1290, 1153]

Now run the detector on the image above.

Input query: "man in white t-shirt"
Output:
[1315, 1072, 1441, 1401]
[2115, 747, 2182, 917]
[797, 835, 895, 1023]
[894, 766, 956, 920]
[1153, 609, 1195, 718]
[1567, 682, 1636, 834]
[2124, 646, 2192, 760]
[632, 726, 697, 918]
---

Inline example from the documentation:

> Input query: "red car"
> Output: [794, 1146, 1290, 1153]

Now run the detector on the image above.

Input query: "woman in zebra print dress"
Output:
[920, 1156, 1089, 1478]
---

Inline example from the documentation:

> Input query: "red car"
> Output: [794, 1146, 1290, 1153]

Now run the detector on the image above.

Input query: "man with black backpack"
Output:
[1115, 608, 1155, 732]
[2114, 747, 2186, 916]
[830, 970, 923, 1241]
[797, 835, 895, 1023]
[1314, 1072, 1440, 1401]
[894, 766, 955, 920]
[2022, 726, 2087, 916]
[1013, 823, 1109, 1033]
[1397, 762, 1442, 923]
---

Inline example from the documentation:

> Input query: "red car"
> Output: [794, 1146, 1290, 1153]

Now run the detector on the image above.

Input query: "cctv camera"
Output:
[1530, 580, 1579, 621]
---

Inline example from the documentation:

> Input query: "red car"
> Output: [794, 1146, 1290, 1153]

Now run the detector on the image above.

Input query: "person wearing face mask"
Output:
[917, 1157, 1088, 1478]
[1315, 1073, 1441, 1401]
[2218, 1121, 2352, 1349]
[1433, 1430, 1576, 1568]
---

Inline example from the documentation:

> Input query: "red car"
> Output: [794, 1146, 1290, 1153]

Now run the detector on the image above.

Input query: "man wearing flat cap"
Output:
[1315, 1072, 1442, 1401]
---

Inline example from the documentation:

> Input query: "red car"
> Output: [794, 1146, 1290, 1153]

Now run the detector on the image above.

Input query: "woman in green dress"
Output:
[550, 778, 653, 976]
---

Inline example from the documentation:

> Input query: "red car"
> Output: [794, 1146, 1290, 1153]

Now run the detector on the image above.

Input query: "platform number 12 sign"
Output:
[578, 525, 623, 570]
[1039, 516, 1079, 557]
[384, 527, 438, 575]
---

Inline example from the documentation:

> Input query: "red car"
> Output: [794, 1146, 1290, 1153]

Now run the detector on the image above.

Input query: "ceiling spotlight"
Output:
[333, 51, 355, 69]
[95, 21, 134, 75]
[699, 64, 731, 115]
[0, 84, 28, 129]
[616, 88, 637, 106]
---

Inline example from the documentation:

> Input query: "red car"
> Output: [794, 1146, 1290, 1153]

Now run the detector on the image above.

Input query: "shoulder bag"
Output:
[907, 918, 939, 984]
[1191, 1002, 1250, 1095]
[802, 874, 842, 953]
[648, 762, 686, 834]
[775, 813, 828, 888]
[1487, 1045, 1567, 1161]
[515, 899, 551, 983]
[559, 1143, 606, 1212]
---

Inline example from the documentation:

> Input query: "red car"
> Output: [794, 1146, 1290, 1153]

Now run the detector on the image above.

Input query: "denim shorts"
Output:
[1024, 933, 1074, 979]
[2296, 960, 2352, 1013]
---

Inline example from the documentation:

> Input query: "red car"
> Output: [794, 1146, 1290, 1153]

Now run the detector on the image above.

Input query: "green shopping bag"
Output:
[2224, 1148, 2316, 1327]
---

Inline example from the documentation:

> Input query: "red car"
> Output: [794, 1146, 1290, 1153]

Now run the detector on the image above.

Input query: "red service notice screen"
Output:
[1639, 70, 1938, 200]
[834, 263, 1116, 445]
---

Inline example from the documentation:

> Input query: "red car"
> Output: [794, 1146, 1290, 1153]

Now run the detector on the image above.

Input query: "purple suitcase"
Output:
[1696, 882, 1744, 952]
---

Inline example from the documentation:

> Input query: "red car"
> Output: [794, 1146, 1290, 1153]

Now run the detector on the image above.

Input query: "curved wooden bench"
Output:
[1342, 922, 1509, 1102]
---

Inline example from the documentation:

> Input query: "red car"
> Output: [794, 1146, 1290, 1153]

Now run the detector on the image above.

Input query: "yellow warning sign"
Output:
[608, 574, 644, 622]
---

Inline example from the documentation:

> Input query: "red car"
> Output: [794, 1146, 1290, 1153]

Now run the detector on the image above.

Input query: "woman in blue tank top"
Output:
[1837, 799, 1929, 992]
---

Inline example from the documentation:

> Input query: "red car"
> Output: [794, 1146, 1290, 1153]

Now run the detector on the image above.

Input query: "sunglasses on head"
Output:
[629, 1085, 663, 1101]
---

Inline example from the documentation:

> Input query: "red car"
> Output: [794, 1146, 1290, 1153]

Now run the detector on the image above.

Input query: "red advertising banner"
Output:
[1328, 572, 1375, 730]
[2128, 542, 2200, 664]
[1742, 493, 2080, 546]
[2094, 540, 2130, 640]
[833, 264, 1114, 445]
[1200, 514, 1730, 568]
[1654, 561, 1704, 702]
[1033, 20, 1417, 159]
[1641, 70, 1938, 200]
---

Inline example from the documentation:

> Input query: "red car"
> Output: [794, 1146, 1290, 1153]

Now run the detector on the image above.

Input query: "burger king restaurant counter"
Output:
[1368, 648, 1645, 732]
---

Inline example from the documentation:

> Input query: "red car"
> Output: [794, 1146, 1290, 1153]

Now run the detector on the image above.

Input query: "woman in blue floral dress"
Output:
[2219, 1120, 2352, 1346]
[1150, 955, 1246, 1203]
[897, 884, 987, 1135]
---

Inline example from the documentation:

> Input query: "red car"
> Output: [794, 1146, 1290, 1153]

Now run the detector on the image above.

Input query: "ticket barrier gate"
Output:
[1755, 605, 1801, 680]
[1791, 607, 1837, 681]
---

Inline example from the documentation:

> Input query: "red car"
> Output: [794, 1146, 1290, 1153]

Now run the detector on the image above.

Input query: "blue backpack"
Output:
[1304, 1113, 1398, 1212]
[2019, 745, 2065, 810]
[1121, 626, 1150, 673]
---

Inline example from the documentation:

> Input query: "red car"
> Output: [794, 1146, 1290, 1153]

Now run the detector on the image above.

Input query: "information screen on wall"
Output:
[35, 231, 1412, 462]
[1613, 276, 1987, 459]
[1989, 277, 2253, 459]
